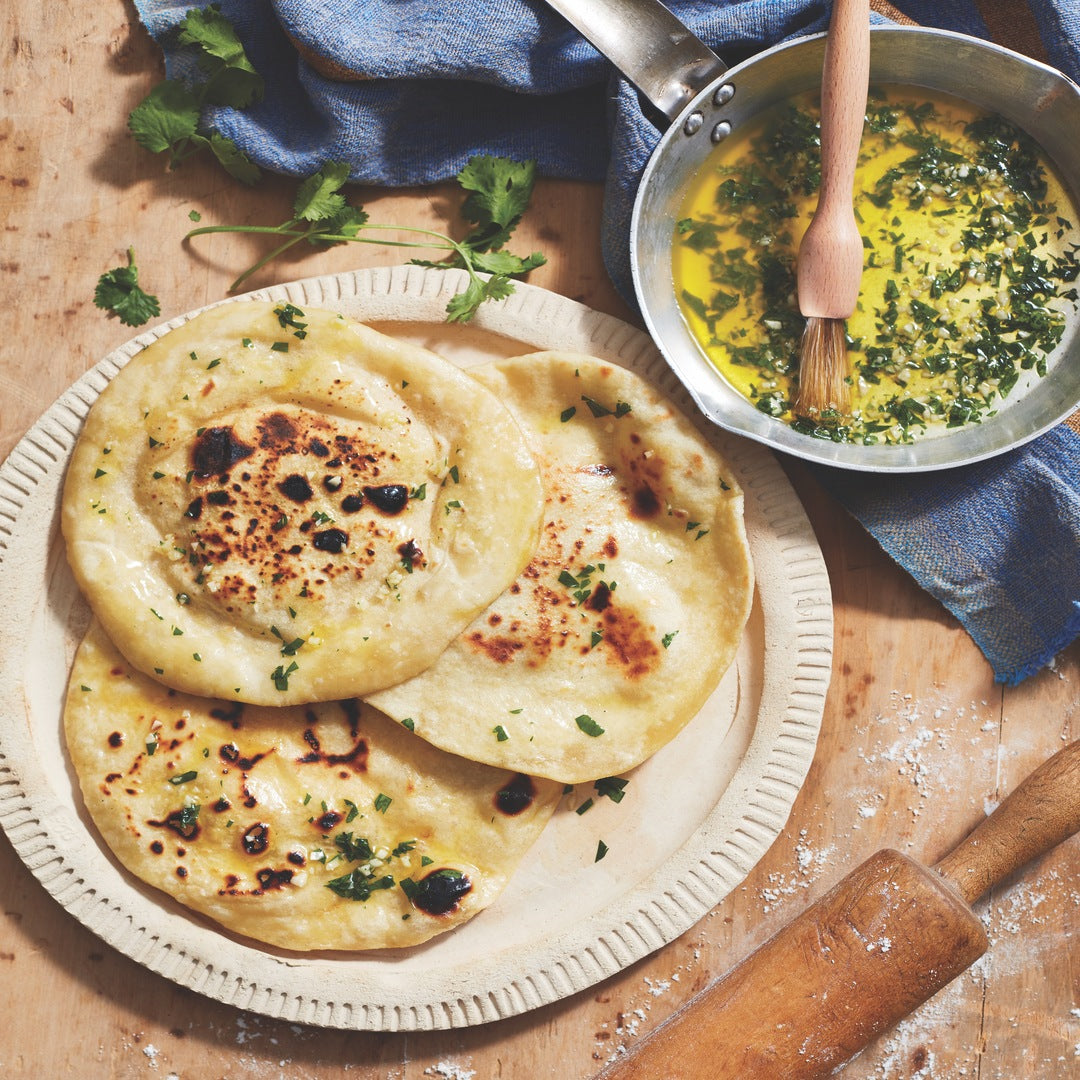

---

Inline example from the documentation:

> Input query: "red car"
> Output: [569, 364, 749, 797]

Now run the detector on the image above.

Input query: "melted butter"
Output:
[673, 86, 1080, 443]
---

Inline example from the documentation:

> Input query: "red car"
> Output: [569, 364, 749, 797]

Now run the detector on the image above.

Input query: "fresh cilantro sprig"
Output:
[128, 4, 262, 183]
[411, 155, 547, 321]
[117, 7, 544, 326]
[184, 155, 547, 322]
[94, 247, 161, 327]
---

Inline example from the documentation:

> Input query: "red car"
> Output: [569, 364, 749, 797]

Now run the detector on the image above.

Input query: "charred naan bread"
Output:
[65, 621, 562, 951]
[62, 301, 542, 706]
[368, 353, 754, 783]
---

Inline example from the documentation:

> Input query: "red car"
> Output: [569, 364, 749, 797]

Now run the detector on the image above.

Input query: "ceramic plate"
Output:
[0, 266, 831, 1031]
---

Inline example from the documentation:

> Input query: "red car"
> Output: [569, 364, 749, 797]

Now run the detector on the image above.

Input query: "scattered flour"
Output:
[615, 1008, 648, 1039]
[759, 828, 837, 912]
[593, 954, 705, 1066]
[425, 1064, 476, 1080]
[747, 679, 1077, 1078]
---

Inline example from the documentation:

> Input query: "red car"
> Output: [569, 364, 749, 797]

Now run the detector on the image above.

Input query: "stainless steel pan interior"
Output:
[546, 2, 1080, 471]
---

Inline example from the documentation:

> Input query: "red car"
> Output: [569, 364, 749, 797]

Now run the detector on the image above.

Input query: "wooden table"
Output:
[2, 5, 1077, 1077]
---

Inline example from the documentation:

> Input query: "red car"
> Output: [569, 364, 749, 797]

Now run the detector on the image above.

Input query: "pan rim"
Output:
[630, 25, 1080, 473]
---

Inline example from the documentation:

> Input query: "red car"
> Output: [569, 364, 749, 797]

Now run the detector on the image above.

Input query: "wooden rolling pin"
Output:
[594, 738, 1080, 1079]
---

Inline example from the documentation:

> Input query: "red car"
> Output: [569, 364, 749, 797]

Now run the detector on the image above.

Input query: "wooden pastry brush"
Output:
[795, 0, 870, 417]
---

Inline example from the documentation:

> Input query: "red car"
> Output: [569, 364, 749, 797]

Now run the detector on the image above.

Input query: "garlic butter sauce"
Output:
[673, 87, 1080, 444]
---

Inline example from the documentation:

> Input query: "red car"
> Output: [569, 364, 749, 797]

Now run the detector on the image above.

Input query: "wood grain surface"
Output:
[2, 4, 1078, 1078]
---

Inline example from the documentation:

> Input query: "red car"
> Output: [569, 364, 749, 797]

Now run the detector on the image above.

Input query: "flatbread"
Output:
[62, 301, 543, 705]
[368, 352, 754, 783]
[64, 620, 562, 952]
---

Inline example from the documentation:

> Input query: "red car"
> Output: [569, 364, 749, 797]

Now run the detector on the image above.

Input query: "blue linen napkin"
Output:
[131, 0, 1080, 684]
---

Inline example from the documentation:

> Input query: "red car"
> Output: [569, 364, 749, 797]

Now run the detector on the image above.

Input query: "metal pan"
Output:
[545, 1, 1080, 471]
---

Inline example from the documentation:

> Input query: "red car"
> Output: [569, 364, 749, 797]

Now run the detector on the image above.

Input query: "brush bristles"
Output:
[795, 316, 850, 417]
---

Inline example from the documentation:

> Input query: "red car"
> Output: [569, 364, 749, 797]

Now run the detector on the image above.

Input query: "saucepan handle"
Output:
[542, 0, 727, 121]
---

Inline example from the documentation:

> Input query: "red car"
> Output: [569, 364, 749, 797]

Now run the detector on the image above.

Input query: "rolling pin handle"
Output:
[934, 739, 1080, 905]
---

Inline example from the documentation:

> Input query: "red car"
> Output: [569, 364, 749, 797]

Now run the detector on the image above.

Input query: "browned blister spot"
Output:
[622, 441, 668, 521]
[148, 808, 201, 840]
[466, 632, 526, 664]
[598, 606, 660, 680]
[495, 774, 536, 816]
[164, 408, 413, 608]
[191, 426, 254, 478]
[631, 484, 660, 519]
[241, 822, 270, 854]
[294, 702, 369, 772]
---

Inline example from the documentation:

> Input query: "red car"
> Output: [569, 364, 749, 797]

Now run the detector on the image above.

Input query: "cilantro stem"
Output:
[181, 155, 545, 321]
[186, 221, 468, 292]
[185, 222, 459, 250]
[229, 234, 309, 291]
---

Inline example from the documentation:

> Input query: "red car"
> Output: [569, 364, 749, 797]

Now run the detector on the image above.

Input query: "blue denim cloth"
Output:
[816, 425, 1080, 685]
[131, 0, 1080, 683]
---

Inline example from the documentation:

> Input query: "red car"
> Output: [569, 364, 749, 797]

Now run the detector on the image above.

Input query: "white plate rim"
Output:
[0, 265, 832, 1031]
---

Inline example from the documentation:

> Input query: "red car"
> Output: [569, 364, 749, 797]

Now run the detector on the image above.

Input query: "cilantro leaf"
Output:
[313, 204, 370, 242]
[94, 248, 161, 328]
[470, 249, 547, 276]
[204, 131, 261, 185]
[200, 65, 264, 111]
[178, 5, 257, 72]
[293, 161, 352, 222]
[442, 278, 486, 319]
[457, 156, 538, 251]
[444, 273, 515, 323]
[128, 80, 200, 154]
[128, 5, 263, 174]
[178, 5, 262, 108]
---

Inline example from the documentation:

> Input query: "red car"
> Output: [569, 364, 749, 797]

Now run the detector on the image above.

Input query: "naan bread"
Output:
[64, 621, 562, 951]
[368, 352, 754, 783]
[62, 301, 543, 705]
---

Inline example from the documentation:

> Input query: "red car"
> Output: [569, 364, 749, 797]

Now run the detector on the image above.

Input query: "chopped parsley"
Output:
[274, 303, 309, 337]
[271, 661, 298, 690]
[575, 714, 605, 737]
[334, 831, 372, 861]
[581, 395, 632, 419]
[175, 802, 201, 834]
[326, 870, 395, 902]
[594, 776, 629, 804]
[674, 87, 1080, 442]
